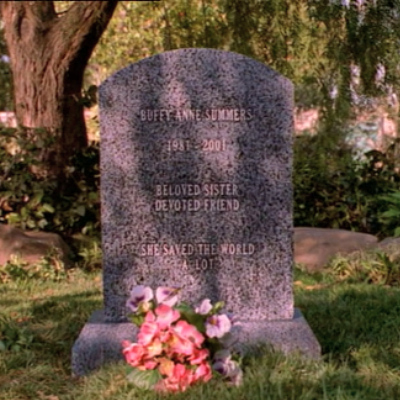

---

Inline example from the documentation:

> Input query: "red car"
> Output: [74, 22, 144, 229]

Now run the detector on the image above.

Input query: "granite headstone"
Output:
[72, 48, 320, 376]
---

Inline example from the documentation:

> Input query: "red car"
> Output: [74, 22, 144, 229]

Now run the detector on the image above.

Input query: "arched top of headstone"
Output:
[99, 48, 292, 118]
[101, 47, 291, 89]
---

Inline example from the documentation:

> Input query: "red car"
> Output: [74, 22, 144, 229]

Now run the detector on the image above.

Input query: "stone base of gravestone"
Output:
[71, 308, 320, 376]
[71, 310, 137, 376]
[233, 309, 320, 358]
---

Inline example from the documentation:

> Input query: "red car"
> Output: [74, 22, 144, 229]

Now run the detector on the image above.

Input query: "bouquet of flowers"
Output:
[122, 285, 242, 393]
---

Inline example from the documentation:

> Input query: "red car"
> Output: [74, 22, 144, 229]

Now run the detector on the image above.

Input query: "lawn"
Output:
[1, 249, 400, 400]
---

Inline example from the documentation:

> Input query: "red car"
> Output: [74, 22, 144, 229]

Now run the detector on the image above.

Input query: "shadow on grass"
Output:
[0, 286, 103, 399]
[14, 290, 104, 370]
[297, 283, 400, 368]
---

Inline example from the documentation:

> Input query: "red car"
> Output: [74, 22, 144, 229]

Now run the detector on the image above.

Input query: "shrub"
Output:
[0, 127, 100, 239]
[293, 133, 400, 237]
[0, 314, 34, 352]
[0, 253, 68, 283]
[328, 246, 400, 286]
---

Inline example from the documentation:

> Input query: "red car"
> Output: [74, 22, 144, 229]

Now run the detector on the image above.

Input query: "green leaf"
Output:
[381, 209, 400, 218]
[130, 314, 144, 327]
[30, 191, 44, 207]
[175, 302, 192, 313]
[127, 368, 161, 390]
[26, 219, 36, 229]
[211, 301, 225, 314]
[88, 191, 99, 201]
[20, 207, 29, 218]
[394, 227, 400, 238]
[386, 192, 400, 201]
[41, 203, 55, 213]
[0, 340, 6, 351]
[75, 205, 86, 216]
[37, 218, 48, 229]
[178, 309, 205, 333]
[6, 213, 20, 224]
[10, 344, 20, 352]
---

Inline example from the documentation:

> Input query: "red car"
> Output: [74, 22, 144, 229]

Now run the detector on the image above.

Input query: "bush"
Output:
[328, 246, 400, 286]
[0, 253, 68, 283]
[0, 127, 100, 239]
[293, 133, 400, 238]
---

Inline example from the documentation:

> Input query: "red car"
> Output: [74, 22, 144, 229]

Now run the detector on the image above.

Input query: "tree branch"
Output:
[52, 1, 119, 70]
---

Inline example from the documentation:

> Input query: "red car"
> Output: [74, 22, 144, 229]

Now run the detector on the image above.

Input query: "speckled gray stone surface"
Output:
[72, 48, 320, 376]
[100, 48, 294, 322]
[234, 309, 320, 358]
[71, 310, 137, 376]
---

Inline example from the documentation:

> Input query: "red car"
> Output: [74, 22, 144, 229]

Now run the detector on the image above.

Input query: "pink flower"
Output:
[122, 342, 145, 367]
[146, 338, 163, 357]
[156, 287, 180, 307]
[154, 303, 180, 329]
[158, 327, 173, 343]
[195, 298, 213, 315]
[123, 288, 242, 391]
[189, 348, 209, 365]
[158, 357, 175, 377]
[156, 363, 194, 392]
[171, 363, 194, 391]
[174, 320, 204, 347]
[194, 361, 213, 383]
[137, 321, 159, 345]
[168, 330, 195, 356]
[205, 314, 232, 338]
[144, 310, 156, 322]
[142, 358, 158, 370]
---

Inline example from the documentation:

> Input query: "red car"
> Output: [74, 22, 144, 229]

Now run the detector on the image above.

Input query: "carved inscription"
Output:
[153, 183, 240, 212]
[141, 108, 253, 122]
[138, 242, 256, 271]
[139, 242, 255, 256]
[142, 107, 255, 270]
[166, 139, 227, 152]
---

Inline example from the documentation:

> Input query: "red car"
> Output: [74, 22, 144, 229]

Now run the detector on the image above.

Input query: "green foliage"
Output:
[379, 190, 400, 237]
[328, 248, 400, 286]
[0, 314, 34, 352]
[88, 1, 330, 111]
[77, 239, 102, 271]
[0, 253, 67, 283]
[0, 126, 100, 238]
[293, 133, 400, 237]
[126, 368, 161, 391]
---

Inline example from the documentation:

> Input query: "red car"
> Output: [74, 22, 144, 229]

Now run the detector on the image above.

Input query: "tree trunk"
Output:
[0, 1, 118, 178]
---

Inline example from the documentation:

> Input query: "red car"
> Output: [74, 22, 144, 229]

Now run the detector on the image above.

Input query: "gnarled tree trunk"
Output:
[0, 1, 118, 178]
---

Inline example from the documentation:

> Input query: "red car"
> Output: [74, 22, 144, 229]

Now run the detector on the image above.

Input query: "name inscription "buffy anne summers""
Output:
[141, 108, 253, 122]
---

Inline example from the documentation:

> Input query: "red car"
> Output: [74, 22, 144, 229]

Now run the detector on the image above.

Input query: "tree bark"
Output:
[0, 1, 118, 178]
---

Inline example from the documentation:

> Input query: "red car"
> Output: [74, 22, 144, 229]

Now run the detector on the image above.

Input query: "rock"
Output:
[0, 224, 73, 268]
[376, 237, 400, 249]
[294, 227, 378, 271]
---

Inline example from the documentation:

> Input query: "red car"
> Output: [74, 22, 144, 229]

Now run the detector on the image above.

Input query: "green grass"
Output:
[2, 250, 400, 400]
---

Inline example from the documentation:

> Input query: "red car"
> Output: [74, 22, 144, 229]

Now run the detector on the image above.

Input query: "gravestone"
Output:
[72, 48, 320, 376]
